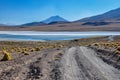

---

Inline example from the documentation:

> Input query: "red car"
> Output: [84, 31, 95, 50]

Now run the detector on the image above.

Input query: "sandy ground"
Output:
[0, 46, 120, 80]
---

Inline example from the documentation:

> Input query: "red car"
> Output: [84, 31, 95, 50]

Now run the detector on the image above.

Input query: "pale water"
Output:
[0, 31, 120, 41]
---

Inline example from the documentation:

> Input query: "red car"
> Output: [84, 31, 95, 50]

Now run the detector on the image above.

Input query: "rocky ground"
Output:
[0, 46, 120, 80]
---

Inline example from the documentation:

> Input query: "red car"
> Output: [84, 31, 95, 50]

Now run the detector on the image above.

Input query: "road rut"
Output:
[61, 46, 120, 80]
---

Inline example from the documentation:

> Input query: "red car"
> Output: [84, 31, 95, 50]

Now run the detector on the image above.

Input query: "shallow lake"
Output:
[0, 31, 120, 41]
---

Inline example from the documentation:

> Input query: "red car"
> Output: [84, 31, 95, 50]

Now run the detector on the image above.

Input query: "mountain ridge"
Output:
[78, 7, 120, 22]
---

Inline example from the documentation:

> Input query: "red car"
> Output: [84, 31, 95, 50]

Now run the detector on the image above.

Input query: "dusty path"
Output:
[0, 47, 120, 80]
[61, 46, 120, 80]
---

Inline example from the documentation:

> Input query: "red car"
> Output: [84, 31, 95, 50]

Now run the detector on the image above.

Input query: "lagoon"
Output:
[0, 31, 120, 41]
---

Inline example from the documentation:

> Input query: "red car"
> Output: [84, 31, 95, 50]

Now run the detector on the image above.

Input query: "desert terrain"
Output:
[0, 36, 120, 80]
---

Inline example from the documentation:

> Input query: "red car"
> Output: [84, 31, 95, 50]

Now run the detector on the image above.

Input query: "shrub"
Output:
[58, 45, 64, 48]
[24, 52, 29, 55]
[117, 46, 120, 51]
[58, 52, 63, 56]
[35, 47, 41, 51]
[114, 50, 120, 55]
[92, 43, 100, 48]
[1, 50, 11, 61]
[22, 51, 29, 55]
[30, 48, 35, 52]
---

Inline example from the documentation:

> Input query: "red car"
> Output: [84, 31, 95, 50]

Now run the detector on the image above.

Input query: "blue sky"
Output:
[0, 0, 120, 25]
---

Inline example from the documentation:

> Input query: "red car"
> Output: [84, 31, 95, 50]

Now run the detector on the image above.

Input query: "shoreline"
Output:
[0, 31, 120, 41]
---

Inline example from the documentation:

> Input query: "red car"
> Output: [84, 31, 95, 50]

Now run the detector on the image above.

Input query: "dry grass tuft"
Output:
[1, 50, 11, 61]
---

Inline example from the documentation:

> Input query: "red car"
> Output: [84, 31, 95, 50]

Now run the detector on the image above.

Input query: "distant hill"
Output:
[82, 22, 111, 26]
[0, 24, 8, 26]
[79, 7, 120, 22]
[21, 22, 46, 26]
[42, 15, 69, 24]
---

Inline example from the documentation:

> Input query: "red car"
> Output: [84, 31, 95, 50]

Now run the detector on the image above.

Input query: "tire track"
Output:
[61, 47, 89, 80]
[61, 46, 120, 80]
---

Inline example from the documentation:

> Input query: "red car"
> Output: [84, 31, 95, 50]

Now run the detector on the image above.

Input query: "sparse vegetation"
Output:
[91, 41, 120, 56]
[1, 50, 11, 61]
[0, 36, 120, 61]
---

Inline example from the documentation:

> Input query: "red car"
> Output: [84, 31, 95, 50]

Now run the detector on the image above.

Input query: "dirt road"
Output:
[0, 47, 120, 80]
[61, 47, 120, 80]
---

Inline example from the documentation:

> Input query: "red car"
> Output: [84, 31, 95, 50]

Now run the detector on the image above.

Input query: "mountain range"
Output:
[21, 7, 120, 26]
[1, 7, 120, 31]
